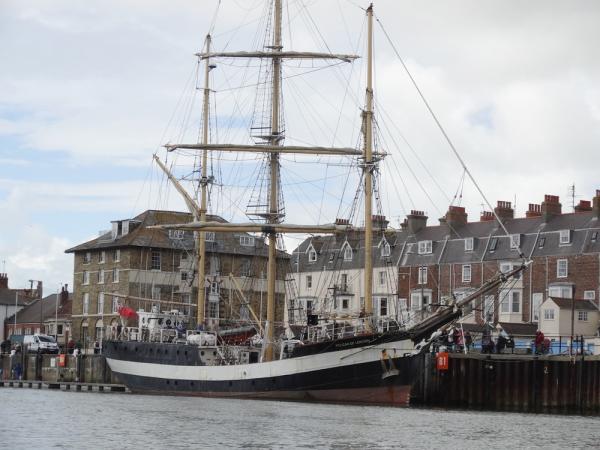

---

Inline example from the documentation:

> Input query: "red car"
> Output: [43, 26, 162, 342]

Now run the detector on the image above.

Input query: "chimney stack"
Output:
[371, 214, 389, 229]
[494, 201, 514, 221]
[526, 203, 542, 218]
[0, 273, 7, 289]
[406, 210, 428, 234]
[480, 211, 494, 222]
[541, 194, 561, 222]
[575, 200, 592, 213]
[592, 190, 600, 219]
[443, 206, 468, 231]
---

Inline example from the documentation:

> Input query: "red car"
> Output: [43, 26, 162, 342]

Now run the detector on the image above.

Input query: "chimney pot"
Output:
[526, 203, 542, 218]
[480, 211, 494, 222]
[575, 200, 592, 213]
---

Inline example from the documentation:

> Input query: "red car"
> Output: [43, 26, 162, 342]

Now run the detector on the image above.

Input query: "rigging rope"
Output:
[375, 14, 527, 260]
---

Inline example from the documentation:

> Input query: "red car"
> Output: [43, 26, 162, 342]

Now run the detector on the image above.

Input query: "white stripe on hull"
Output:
[107, 339, 413, 381]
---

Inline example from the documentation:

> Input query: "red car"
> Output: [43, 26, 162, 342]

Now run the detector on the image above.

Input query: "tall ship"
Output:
[104, 1, 525, 405]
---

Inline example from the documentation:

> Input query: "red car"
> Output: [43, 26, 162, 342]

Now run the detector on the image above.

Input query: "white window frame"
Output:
[99, 251, 106, 264]
[549, 284, 572, 299]
[510, 234, 520, 249]
[340, 273, 348, 292]
[151, 250, 161, 271]
[380, 239, 391, 257]
[240, 235, 255, 247]
[205, 232, 215, 242]
[343, 242, 353, 261]
[113, 268, 120, 283]
[544, 309, 555, 320]
[113, 249, 121, 262]
[557, 259, 568, 278]
[417, 266, 427, 285]
[378, 297, 388, 317]
[584, 290, 596, 300]
[578, 310, 589, 322]
[83, 252, 91, 264]
[98, 269, 104, 284]
[83, 293, 89, 315]
[410, 291, 432, 311]
[462, 264, 471, 283]
[559, 229, 571, 245]
[500, 290, 521, 314]
[181, 271, 188, 282]
[97, 292, 104, 315]
[379, 271, 386, 286]
[418, 240, 432, 255]
[464, 237, 474, 252]
[112, 295, 119, 313]
[306, 275, 312, 290]
[532, 293, 543, 322]
[308, 245, 317, 263]
[83, 271, 89, 285]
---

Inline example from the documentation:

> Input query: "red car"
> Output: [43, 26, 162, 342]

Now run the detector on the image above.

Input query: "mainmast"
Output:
[264, 0, 283, 362]
[197, 34, 212, 327]
[363, 5, 374, 322]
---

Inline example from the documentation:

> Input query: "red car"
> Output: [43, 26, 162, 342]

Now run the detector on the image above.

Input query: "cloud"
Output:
[1, 0, 600, 290]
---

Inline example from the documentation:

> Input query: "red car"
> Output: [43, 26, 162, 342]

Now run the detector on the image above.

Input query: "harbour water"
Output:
[1, 389, 600, 449]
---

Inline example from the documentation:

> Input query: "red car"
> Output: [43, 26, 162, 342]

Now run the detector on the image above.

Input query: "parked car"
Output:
[23, 334, 59, 354]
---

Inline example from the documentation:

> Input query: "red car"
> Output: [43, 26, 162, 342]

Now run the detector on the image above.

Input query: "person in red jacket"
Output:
[534, 330, 545, 354]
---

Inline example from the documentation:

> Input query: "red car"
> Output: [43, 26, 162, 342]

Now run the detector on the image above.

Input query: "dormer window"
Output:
[417, 240, 432, 255]
[538, 237, 546, 248]
[342, 242, 353, 261]
[509, 234, 520, 249]
[205, 232, 215, 242]
[559, 229, 571, 245]
[307, 244, 317, 262]
[464, 237, 474, 252]
[489, 238, 498, 252]
[380, 238, 391, 257]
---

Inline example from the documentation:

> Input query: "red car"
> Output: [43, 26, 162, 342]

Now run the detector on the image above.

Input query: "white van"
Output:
[23, 334, 59, 354]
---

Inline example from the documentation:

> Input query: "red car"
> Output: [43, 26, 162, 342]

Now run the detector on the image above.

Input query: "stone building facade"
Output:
[291, 190, 600, 335]
[65, 210, 289, 348]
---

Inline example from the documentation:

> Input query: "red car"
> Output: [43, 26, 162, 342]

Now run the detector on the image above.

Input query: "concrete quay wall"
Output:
[0, 353, 121, 384]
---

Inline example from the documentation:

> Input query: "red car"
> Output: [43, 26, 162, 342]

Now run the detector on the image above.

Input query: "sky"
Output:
[1, 0, 599, 294]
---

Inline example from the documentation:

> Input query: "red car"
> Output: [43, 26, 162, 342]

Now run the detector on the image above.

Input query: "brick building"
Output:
[1, 274, 42, 340]
[65, 210, 289, 348]
[5, 286, 72, 347]
[291, 190, 600, 335]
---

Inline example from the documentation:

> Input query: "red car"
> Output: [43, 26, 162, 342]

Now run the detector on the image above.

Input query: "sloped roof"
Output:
[6, 292, 73, 324]
[547, 297, 598, 311]
[0, 289, 33, 306]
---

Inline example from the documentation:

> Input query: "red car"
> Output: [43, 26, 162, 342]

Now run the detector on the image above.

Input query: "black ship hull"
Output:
[104, 337, 418, 406]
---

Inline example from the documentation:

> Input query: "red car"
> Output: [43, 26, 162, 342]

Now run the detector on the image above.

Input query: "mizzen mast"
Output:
[363, 4, 375, 321]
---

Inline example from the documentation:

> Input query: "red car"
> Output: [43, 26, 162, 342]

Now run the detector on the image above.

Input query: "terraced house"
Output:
[291, 190, 600, 333]
[66, 210, 289, 349]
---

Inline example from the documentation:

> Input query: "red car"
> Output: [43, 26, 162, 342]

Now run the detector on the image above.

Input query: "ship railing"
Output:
[305, 318, 372, 343]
